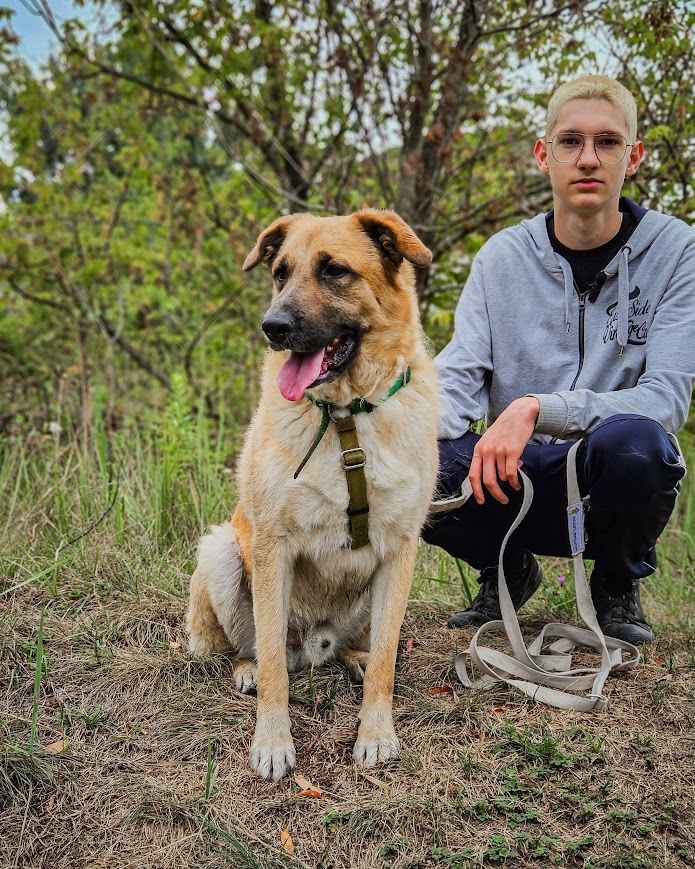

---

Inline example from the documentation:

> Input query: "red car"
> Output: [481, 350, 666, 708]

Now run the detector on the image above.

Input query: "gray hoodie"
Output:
[435, 198, 695, 442]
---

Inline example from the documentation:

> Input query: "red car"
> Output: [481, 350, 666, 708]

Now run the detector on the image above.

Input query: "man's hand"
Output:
[469, 397, 540, 505]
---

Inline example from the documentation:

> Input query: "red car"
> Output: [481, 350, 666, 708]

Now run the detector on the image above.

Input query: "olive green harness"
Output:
[293, 369, 412, 550]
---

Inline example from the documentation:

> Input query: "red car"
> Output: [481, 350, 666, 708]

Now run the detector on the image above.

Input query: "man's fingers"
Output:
[482, 453, 509, 505]
[496, 451, 507, 482]
[505, 454, 521, 491]
[469, 452, 484, 505]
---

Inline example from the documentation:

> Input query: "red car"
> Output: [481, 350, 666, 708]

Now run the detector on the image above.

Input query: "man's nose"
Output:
[576, 138, 600, 167]
[261, 309, 297, 342]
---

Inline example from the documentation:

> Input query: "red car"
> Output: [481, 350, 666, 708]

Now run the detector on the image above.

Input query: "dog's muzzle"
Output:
[261, 310, 297, 346]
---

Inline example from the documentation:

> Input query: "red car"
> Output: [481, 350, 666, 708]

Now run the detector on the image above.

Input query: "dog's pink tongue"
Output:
[277, 349, 325, 401]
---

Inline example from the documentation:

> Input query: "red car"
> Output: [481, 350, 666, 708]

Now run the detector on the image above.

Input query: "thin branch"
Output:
[102, 170, 132, 255]
[3, 274, 70, 313]
[478, 2, 578, 37]
[53, 270, 172, 391]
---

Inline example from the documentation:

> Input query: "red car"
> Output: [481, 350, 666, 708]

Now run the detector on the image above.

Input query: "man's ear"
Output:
[242, 214, 301, 272]
[355, 209, 432, 268]
[626, 140, 645, 177]
[534, 138, 550, 175]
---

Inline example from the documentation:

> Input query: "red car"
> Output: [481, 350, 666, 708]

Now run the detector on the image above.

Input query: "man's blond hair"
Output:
[546, 75, 638, 142]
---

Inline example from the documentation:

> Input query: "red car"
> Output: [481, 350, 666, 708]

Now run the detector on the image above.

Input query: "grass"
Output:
[1, 396, 694, 867]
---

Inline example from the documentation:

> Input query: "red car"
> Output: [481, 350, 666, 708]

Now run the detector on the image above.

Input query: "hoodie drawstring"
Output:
[616, 245, 632, 357]
[559, 260, 574, 335]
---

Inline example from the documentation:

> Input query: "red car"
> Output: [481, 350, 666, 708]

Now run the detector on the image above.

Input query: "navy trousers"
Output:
[421, 414, 686, 591]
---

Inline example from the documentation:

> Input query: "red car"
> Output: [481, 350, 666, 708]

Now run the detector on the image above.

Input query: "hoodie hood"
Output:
[520, 197, 677, 356]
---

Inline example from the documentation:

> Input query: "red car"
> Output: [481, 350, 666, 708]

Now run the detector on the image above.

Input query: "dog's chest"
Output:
[281, 419, 429, 552]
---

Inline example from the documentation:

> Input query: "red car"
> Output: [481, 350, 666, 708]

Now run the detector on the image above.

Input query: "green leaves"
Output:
[2, 0, 692, 432]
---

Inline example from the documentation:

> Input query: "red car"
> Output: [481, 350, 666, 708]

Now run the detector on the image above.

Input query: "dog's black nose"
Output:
[321, 639, 331, 649]
[262, 311, 295, 342]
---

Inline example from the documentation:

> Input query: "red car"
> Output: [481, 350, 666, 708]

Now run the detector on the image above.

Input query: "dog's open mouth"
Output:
[277, 332, 359, 401]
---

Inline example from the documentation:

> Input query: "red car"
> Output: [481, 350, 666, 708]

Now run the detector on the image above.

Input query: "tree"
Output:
[32, 0, 594, 299]
[1, 0, 692, 432]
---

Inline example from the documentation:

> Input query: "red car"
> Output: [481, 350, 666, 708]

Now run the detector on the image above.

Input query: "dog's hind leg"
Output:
[338, 623, 371, 682]
[339, 648, 370, 683]
[234, 659, 258, 693]
[186, 568, 229, 656]
[187, 522, 255, 659]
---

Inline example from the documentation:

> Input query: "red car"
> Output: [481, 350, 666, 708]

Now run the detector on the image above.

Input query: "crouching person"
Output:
[423, 75, 693, 644]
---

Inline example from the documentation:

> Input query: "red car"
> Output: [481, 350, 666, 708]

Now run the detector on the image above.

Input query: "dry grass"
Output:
[2, 409, 694, 867]
[2, 580, 694, 869]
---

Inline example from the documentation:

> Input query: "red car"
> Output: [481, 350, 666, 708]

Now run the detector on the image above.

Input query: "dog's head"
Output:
[243, 209, 431, 403]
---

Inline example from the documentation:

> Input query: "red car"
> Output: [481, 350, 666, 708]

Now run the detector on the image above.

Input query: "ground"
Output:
[2, 569, 693, 869]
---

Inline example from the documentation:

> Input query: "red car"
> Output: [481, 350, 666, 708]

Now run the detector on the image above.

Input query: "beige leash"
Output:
[431, 440, 641, 711]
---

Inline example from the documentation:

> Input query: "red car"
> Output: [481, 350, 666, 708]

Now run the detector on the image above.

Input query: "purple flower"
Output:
[557, 574, 566, 587]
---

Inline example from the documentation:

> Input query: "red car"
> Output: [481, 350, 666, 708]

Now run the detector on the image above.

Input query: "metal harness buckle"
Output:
[342, 447, 366, 470]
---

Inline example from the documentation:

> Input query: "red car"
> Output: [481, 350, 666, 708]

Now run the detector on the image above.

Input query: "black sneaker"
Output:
[447, 552, 544, 628]
[591, 576, 654, 644]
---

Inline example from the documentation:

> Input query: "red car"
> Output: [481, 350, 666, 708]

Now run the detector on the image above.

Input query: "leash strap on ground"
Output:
[431, 441, 640, 711]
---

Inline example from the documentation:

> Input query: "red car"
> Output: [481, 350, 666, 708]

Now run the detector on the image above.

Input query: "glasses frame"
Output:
[545, 133, 633, 165]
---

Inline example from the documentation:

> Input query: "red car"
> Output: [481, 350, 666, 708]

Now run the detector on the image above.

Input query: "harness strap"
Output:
[293, 367, 412, 549]
[431, 440, 640, 711]
[332, 414, 369, 549]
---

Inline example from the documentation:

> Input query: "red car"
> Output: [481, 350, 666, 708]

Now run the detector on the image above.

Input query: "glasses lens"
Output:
[594, 134, 627, 164]
[551, 133, 583, 163]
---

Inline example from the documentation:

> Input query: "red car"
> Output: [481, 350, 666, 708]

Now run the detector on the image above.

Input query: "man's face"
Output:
[534, 98, 644, 213]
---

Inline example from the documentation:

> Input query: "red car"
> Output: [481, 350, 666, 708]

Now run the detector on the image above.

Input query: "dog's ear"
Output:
[242, 214, 301, 272]
[355, 209, 432, 269]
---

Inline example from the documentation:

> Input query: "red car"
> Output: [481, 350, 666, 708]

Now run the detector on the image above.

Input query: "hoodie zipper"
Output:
[568, 283, 588, 392]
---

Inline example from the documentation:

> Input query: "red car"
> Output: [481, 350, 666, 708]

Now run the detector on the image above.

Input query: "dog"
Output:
[186, 209, 439, 780]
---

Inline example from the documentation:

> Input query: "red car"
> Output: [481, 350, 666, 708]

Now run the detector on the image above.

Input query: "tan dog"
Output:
[186, 210, 439, 780]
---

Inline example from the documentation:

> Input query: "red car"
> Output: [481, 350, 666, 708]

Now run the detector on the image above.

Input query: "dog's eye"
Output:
[323, 262, 350, 279]
[273, 265, 288, 286]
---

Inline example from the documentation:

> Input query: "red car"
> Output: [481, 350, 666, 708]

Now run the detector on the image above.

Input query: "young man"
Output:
[423, 75, 694, 644]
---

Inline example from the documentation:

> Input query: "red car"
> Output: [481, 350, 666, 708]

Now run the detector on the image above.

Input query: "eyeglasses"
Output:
[546, 133, 631, 165]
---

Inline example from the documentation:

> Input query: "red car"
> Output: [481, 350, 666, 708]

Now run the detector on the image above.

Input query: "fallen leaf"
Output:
[406, 638, 415, 654]
[44, 739, 66, 754]
[294, 773, 313, 789]
[294, 773, 323, 797]
[429, 684, 455, 696]
[280, 827, 294, 855]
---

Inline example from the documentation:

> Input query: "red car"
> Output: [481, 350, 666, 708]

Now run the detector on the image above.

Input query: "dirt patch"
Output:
[1, 591, 694, 868]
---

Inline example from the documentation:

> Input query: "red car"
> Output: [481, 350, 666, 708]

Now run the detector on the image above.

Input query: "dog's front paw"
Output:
[250, 714, 295, 781]
[234, 659, 258, 694]
[353, 711, 400, 768]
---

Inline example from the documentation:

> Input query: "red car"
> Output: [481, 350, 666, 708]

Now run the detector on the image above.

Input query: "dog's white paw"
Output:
[234, 660, 258, 694]
[250, 714, 295, 781]
[353, 723, 400, 767]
